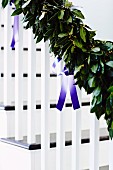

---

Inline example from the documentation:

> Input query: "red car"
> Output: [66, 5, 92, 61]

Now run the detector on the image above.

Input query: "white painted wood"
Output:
[27, 29, 36, 144]
[15, 15, 23, 140]
[72, 86, 81, 170]
[56, 61, 65, 170]
[41, 41, 50, 170]
[0, 140, 109, 170]
[56, 110, 65, 170]
[4, 6, 12, 106]
[109, 139, 113, 170]
[89, 95, 99, 170]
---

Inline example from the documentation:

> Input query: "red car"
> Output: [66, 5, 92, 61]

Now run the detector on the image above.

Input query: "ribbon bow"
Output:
[52, 58, 80, 111]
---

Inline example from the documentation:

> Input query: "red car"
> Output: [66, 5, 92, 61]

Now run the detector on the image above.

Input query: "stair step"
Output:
[0, 128, 109, 150]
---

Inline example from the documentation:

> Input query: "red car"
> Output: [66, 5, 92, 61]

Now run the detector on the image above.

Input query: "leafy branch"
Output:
[2, 0, 113, 138]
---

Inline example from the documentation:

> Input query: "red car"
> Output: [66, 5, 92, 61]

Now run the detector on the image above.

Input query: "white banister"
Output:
[72, 86, 81, 170]
[27, 28, 36, 144]
[41, 41, 50, 170]
[89, 95, 99, 170]
[15, 14, 23, 140]
[4, 6, 12, 106]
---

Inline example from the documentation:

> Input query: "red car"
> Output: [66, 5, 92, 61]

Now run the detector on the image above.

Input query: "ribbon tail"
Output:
[69, 75, 80, 110]
[10, 15, 19, 48]
[10, 36, 15, 48]
[56, 75, 68, 111]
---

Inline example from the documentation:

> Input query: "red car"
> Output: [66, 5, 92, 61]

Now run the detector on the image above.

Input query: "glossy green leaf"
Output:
[109, 128, 113, 139]
[106, 61, 113, 68]
[93, 87, 101, 96]
[73, 39, 83, 49]
[67, 16, 72, 23]
[69, 27, 73, 35]
[58, 10, 64, 20]
[91, 64, 98, 73]
[72, 9, 85, 19]
[2, 0, 9, 8]
[71, 46, 74, 53]
[80, 26, 86, 42]
[91, 47, 100, 52]
[88, 77, 95, 87]
[11, 8, 23, 16]
[58, 33, 68, 38]
[108, 86, 113, 93]
[105, 42, 113, 51]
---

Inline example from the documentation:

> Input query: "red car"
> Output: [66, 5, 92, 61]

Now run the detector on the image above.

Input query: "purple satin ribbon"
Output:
[11, 16, 19, 48]
[10, 0, 14, 5]
[10, 1, 19, 48]
[52, 58, 80, 111]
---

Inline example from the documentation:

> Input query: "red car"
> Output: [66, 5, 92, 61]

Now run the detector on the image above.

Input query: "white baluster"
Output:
[109, 139, 113, 170]
[56, 65, 65, 170]
[89, 94, 99, 170]
[4, 6, 12, 106]
[15, 14, 23, 140]
[72, 86, 81, 170]
[27, 28, 36, 144]
[41, 41, 50, 170]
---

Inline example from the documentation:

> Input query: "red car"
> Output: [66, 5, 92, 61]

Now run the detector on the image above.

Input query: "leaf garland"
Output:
[2, 0, 113, 139]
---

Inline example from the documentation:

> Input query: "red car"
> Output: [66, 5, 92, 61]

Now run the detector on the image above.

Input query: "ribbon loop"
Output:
[52, 58, 80, 111]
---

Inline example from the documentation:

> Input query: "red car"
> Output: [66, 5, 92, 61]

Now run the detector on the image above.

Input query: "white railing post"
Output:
[56, 62, 65, 170]
[72, 86, 81, 170]
[15, 14, 23, 140]
[27, 28, 36, 144]
[41, 41, 50, 170]
[109, 139, 113, 170]
[4, 5, 12, 106]
[89, 94, 99, 170]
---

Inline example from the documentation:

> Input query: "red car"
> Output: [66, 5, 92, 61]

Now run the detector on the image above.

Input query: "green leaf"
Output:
[106, 61, 113, 68]
[2, 0, 9, 8]
[75, 65, 83, 74]
[100, 60, 104, 74]
[96, 94, 102, 104]
[80, 26, 86, 42]
[71, 46, 74, 53]
[58, 10, 64, 20]
[105, 42, 113, 51]
[91, 64, 98, 73]
[73, 39, 83, 49]
[111, 121, 113, 129]
[89, 30, 96, 39]
[88, 56, 90, 64]
[64, 1, 72, 8]
[91, 47, 100, 52]
[22, 0, 31, 8]
[88, 77, 95, 87]
[67, 16, 72, 23]
[72, 9, 85, 19]
[93, 87, 101, 96]
[36, 33, 43, 43]
[11, 8, 23, 16]
[60, 22, 63, 32]
[69, 27, 73, 35]
[108, 86, 113, 93]
[58, 33, 68, 38]
[109, 128, 113, 139]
